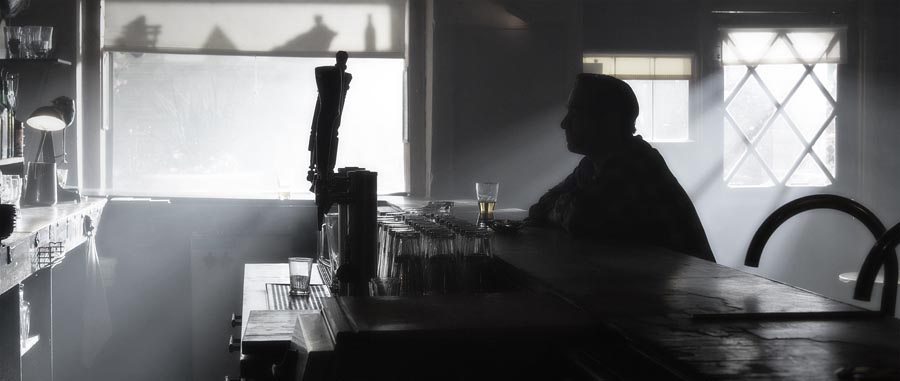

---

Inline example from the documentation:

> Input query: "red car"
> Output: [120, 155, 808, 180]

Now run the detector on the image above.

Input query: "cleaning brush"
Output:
[0, 204, 17, 241]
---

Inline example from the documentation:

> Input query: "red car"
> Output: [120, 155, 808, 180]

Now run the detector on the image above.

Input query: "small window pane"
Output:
[625, 79, 653, 138]
[585, 54, 692, 142]
[756, 64, 805, 103]
[650, 80, 689, 141]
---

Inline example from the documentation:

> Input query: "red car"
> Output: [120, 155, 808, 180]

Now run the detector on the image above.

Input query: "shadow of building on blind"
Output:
[273, 14, 336, 53]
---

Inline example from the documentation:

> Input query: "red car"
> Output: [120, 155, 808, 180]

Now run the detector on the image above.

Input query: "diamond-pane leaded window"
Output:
[722, 28, 844, 187]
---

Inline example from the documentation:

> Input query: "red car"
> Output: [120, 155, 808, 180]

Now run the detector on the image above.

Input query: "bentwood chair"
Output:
[696, 194, 897, 320]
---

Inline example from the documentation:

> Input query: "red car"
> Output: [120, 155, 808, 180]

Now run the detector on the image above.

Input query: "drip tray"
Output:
[265, 283, 332, 311]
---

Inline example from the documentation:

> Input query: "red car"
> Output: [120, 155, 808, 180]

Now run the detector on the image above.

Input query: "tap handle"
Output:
[228, 335, 241, 353]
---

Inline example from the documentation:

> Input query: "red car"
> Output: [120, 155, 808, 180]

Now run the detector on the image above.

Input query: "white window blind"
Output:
[101, 1, 409, 198]
[104, 0, 406, 56]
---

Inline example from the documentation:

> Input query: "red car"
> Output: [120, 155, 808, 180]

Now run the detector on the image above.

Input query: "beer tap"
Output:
[307, 52, 378, 297]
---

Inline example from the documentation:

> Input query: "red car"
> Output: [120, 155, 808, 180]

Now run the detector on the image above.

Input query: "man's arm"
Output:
[525, 159, 587, 226]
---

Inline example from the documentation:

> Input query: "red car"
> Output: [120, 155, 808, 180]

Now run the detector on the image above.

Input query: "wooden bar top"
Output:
[241, 202, 899, 379]
[492, 227, 900, 379]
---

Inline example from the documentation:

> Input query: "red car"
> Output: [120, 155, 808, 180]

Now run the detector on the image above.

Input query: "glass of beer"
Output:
[475, 182, 499, 220]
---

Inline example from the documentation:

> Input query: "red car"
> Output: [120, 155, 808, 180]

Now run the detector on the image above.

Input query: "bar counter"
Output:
[241, 203, 900, 380]
[492, 227, 899, 379]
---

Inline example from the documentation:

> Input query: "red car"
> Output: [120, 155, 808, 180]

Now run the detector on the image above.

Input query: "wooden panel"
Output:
[0, 285, 22, 381]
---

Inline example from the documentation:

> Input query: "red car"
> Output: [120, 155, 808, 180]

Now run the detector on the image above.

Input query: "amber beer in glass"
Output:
[475, 182, 499, 222]
[478, 200, 496, 215]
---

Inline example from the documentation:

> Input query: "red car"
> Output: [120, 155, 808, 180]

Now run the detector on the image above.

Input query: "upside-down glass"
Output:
[395, 231, 424, 296]
[462, 230, 494, 293]
[288, 257, 313, 296]
[369, 277, 399, 297]
[425, 231, 457, 295]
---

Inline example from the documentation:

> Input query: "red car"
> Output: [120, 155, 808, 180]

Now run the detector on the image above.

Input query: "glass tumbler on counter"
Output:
[462, 230, 495, 293]
[425, 231, 457, 295]
[475, 182, 499, 222]
[288, 257, 313, 296]
[394, 231, 424, 296]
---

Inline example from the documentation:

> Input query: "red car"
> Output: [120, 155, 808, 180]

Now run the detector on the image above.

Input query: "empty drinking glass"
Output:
[288, 257, 314, 296]
[369, 277, 399, 297]
[21, 26, 40, 58]
[462, 231, 494, 293]
[394, 231, 424, 296]
[4, 26, 23, 58]
[36, 26, 52, 58]
[425, 231, 457, 295]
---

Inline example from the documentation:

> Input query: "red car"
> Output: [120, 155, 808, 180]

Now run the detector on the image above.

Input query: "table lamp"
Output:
[23, 96, 75, 206]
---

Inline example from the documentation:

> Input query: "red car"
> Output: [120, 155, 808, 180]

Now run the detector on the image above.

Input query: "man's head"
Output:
[561, 74, 639, 156]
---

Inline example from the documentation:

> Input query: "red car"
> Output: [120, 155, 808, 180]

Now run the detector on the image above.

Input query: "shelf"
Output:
[0, 157, 23, 166]
[0, 58, 71, 66]
[20, 335, 39, 357]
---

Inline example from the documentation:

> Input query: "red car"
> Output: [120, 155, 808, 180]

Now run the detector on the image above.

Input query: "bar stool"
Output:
[853, 221, 900, 316]
[740, 194, 895, 318]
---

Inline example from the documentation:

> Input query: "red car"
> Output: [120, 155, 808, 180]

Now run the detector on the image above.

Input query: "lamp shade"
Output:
[26, 106, 66, 131]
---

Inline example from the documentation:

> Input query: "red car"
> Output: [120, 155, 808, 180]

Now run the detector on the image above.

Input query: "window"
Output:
[101, 0, 408, 197]
[583, 54, 693, 142]
[721, 28, 843, 187]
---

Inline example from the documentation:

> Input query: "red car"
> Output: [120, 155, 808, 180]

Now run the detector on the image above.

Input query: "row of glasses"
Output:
[1, 174, 22, 207]
[4, 26, 53, 59]
[372, 209, 495, 296]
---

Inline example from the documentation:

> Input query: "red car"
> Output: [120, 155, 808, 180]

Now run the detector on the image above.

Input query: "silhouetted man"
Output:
[528, 74, 715, 262]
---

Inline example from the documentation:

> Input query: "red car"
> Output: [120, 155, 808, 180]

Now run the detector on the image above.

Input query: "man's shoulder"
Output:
[606, 137, 668, 173]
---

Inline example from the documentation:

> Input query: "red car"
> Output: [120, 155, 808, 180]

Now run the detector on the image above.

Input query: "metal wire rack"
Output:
[32, 242, 64, 270]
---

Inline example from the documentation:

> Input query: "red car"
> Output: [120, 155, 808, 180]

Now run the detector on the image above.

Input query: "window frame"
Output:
[581, 51, 699, 144]
[720, 27, 844, 188]
[79, 0, 425, 199]
[697, 2, 861, 195]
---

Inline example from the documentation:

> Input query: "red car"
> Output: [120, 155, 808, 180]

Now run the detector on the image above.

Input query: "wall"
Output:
[92, 199, 317, 380]
[428, 0, 584, 208]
